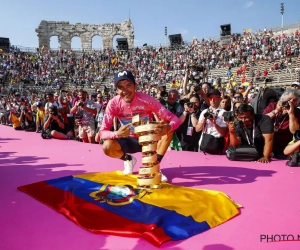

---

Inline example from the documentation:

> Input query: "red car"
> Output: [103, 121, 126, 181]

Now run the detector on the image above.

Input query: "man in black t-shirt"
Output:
[228, 104, 274, 163]
[19, 105, 35, 131]
[43, 106, 73, 139]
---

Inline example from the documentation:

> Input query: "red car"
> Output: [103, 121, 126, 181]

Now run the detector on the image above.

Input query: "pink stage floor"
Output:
[0, 125, 300, 250]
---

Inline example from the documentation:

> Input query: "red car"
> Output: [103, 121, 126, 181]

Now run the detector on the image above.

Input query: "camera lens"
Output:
[281, 101, 290, 109]
[187, 102, 194, 108]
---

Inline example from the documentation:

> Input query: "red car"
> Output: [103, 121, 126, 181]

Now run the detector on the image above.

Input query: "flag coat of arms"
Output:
[18, 171, 241, 246]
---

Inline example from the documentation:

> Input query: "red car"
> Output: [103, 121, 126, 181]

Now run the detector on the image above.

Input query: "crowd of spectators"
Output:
[1, 28, 300, 166]
[1, 28, 300, 94]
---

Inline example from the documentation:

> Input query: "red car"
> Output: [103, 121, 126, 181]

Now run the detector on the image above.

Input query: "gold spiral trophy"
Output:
[132, 115, 162, 189]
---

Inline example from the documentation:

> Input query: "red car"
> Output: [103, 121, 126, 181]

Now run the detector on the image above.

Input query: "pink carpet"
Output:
[0, 125, 299, 250]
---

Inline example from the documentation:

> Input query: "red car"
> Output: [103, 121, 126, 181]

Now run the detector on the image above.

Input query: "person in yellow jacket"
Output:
[9, 108, 22, 130]
[35, 102, 45, 132]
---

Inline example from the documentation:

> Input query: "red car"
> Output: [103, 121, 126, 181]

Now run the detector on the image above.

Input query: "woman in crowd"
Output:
[220, 95, 232, 111]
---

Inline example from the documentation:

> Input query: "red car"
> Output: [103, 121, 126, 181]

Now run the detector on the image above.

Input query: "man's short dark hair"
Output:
[78, 89, 87, 94]
[46, 92, 54, 96]
[236, 104, 254, 116]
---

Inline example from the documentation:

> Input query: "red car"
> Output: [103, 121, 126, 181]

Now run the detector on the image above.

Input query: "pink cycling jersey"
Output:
[99, 92, 181, 139]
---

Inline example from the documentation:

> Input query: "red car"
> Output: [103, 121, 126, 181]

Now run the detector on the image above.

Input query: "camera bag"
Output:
[226, 121, 260, 161]
[200, 110, 224, 155]
[200, 133, 224, 155]
[226, 145, 260, 161]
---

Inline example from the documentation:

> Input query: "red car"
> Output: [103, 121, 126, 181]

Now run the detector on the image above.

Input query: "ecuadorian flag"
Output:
[18, 171, 241, 246]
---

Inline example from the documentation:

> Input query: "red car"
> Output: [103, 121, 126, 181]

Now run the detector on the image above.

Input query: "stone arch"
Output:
[36, 20, 134, 51]
[91, 34, 103, 50]
[49, 35, 60, 49]
[71, 36, 82, 50]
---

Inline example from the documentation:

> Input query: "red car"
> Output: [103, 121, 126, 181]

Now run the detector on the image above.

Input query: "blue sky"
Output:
[2, 0, 300, 49]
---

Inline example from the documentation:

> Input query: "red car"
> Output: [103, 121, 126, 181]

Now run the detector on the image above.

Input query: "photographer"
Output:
[229, 104, 274, 163]
[19, 105, 35, 132]
[9, 107, 22, 130]
[196, 89, 228, 154]
[182, 68, 210, 108]
[263, 89, 300, 159]
[35, 102, 45, 132]
[70, 89, 97, 143]
[177, 94, 202, 152]
[43, 106, 73, 139]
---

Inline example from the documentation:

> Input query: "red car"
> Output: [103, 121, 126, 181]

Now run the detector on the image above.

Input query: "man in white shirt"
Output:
[195, 89, 228, 154]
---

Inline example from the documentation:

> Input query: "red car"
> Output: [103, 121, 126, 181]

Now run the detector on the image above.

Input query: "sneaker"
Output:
[161, 171, 168, 182]
[123, 155, 137, 175]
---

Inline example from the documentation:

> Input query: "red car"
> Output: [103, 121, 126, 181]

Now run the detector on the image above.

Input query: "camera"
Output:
[294, 130, 300, 142]
[234, 120, 244, 128]
[78, 101, 85, 107]
[194, 85, 201, 93]
[187, 102, 194, 108]
[281, 100, 290, 109]
[223, 111, 235, 122]
[285, 131, 300, 166]
[41, 129, 52, 139]
[204, 111, 213, 119]
[49, 106, 58, 116]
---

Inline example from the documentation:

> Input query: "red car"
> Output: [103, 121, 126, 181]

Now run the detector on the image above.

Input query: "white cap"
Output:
[291, 82, 300, 87]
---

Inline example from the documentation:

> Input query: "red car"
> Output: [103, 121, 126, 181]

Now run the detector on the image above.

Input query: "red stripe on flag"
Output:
[18, 181, 171, 247]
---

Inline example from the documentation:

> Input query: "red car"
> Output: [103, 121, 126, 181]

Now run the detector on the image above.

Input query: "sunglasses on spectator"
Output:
[97, 96, 102, 98]
[234, 96, 242, 99]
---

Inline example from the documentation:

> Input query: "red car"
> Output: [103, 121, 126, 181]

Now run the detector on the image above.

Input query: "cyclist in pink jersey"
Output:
[99, 70, 181, 182]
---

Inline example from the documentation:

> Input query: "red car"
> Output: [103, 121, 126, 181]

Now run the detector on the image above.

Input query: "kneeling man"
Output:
[99, 70, 181, 181]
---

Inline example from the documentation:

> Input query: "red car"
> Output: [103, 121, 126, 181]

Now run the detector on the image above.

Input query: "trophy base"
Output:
[137, 174, 162, 190]
[137, 183, 162, 190]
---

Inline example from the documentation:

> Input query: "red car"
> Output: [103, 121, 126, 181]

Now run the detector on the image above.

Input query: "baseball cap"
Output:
[114, 70, 136, 86]
[20, 97, 25, 102]
[291, 82, 300, 87]
[54, 93, 59, 97]
[207, 89, 221, 97]
[36, 102, 43, 107]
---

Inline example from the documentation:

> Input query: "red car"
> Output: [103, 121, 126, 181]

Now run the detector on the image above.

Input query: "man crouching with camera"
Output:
[196, 89, 228, 154]
[43, 106, 73, 139]
[228, 104, 274, 163]
[70, 89, 97, 143]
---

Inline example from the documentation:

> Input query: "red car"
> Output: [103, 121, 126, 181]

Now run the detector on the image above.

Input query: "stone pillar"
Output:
[81, 34, 92, 51]
[127, 37, 134, 49]
[37, 34, 50, 50]
[60, 36, 71, 50]
[103, 36, 113, 50]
